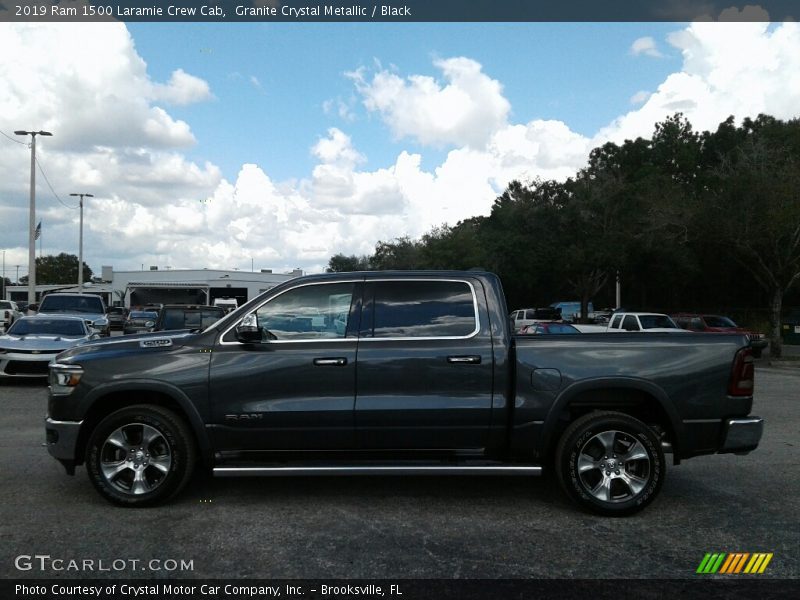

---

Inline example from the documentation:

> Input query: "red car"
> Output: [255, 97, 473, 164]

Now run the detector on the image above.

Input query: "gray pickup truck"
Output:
[45, 271, 762, 515]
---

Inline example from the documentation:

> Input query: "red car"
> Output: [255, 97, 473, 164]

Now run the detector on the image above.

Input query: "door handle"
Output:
[313, 357, 348, 366]
[447, 355, 481, 364]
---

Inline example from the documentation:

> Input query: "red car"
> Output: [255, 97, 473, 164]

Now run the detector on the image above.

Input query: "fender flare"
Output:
[78, 379, 213, 466]
[537, 377, 684, 458]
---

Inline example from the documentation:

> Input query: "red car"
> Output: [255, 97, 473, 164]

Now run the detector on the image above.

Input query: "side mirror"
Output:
[236, 313, 263, 343]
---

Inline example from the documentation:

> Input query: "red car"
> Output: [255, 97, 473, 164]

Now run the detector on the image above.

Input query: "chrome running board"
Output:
[213, 465, 543, 477]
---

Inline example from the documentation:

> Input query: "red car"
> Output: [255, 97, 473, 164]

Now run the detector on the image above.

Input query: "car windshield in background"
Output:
[0, 301, 14, 309]
[640, 315, 679, 329]
[130, 311, 158, 320]
[39, 296, 104, 314]
[704, 316, 737, 328]
[8, 318, 86, 336]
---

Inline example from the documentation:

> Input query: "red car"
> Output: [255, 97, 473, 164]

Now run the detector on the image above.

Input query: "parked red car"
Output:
[671, 313, 768, 357]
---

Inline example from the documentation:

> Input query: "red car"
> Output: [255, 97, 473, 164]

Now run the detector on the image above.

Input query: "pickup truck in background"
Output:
[37, 292, 110, 337]
[45, 271, 763, 516]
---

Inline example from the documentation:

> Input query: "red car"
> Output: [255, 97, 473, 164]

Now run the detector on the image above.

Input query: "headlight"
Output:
[145, 321, 155, 328]
[49, 364, 84, 395]
[93, 318, 109, 327]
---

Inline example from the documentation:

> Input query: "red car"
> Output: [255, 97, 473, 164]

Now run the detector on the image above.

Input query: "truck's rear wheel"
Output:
[86, 405, 195, 507]
[555, 411, 665, 516]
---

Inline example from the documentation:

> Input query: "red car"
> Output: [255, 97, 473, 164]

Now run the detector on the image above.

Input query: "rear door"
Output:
[354, 277, 494, 450]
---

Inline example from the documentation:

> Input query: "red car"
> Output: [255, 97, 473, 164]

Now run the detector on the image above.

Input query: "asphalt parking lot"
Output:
[0, 366, 797, 581]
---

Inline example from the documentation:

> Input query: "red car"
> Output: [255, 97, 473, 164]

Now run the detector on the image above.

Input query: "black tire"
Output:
[555, 411, 665, 517]
[86, 405, 196, 507]
[752, 348, 763, 359]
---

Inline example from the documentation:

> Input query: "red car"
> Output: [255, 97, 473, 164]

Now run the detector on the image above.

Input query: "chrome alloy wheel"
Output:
[99, 423, 172, 495]
[576, 430, 651, 503]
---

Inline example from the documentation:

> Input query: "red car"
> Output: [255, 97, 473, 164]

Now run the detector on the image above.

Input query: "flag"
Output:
[34, 221, 41, 240]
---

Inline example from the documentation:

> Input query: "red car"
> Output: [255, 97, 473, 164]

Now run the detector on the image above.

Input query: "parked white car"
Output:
[607, 312, 687, 333]
[0, 316, 97, 377]
[1, 300, 22, 332]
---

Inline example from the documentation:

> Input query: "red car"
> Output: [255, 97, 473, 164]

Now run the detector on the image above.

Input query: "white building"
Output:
[4, 266, 301, 308]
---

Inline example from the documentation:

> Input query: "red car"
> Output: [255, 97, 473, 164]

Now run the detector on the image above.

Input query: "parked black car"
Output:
[123, 311, 158, 335]
[106, 307, 129, 331]
[152, 305, 226, 332]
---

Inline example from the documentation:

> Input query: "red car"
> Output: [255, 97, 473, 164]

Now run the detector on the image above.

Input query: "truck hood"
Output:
[55, 330, 196, 362]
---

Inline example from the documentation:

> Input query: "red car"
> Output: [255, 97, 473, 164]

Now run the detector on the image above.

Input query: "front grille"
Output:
[8, 349, 60, 355]
[5, 360, 50, 375]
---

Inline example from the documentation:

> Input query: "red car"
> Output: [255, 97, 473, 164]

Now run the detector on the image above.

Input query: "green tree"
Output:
[326, 253, 371, 273]
[19, 253, 93, 285]
[704, 117, 800, 357]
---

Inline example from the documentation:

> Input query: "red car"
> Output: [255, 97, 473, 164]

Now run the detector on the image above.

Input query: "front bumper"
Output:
[45, 417, 83, 474]
[719, 416, 764, 454]
[0, 352, 58, 377]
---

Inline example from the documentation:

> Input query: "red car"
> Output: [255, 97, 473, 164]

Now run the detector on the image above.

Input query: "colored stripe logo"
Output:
[697, 553, 773, 574]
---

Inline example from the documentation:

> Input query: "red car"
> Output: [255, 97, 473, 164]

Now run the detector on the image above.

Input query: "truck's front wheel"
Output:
[555, 411, 665, 516]
[86, 405, 196, 507]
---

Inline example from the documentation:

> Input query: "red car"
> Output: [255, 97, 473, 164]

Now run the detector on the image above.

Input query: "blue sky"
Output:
[2, 19, 797, 274]
[128, 22, 681, 182]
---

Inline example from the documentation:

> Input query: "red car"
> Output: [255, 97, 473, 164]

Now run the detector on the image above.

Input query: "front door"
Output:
[210, 281, 361, 451]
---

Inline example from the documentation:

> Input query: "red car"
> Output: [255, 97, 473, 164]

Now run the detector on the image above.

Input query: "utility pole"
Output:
[15, 130, 52, 305]
[69, 193, 94, 293]
[1, 250, 5, 300]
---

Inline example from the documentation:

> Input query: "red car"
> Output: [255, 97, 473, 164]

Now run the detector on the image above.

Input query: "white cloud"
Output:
[599, 21, 800, 144]
[631, 36, 665, 58]
[350, 57, 511, 148]
[152, 68, 213, 105]
[2, 20, 800, 277]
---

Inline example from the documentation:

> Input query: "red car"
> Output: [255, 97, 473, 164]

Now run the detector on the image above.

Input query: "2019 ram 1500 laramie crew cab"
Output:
[45, 271, 762, 516]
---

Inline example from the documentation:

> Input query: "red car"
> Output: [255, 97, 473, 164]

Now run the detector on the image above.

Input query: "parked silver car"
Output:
[0, 316, 97, 378]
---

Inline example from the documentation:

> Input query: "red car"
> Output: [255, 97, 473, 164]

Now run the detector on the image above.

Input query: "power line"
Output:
[34, 156, 79, 209]
[0, 128, 28, 145]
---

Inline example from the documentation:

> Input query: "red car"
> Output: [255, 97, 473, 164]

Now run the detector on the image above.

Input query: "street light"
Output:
[69, 193, 94, 293]
[15, 130, 52, 305]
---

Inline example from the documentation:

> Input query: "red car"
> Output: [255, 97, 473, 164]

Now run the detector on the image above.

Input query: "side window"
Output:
[515, 311, 522, 321]
[622, 315, 640, 331]
[690, 317, 704, 331]
[370, 280, 477, 338]
[255, 283, 354, 341]
[610, 314, 622, 329]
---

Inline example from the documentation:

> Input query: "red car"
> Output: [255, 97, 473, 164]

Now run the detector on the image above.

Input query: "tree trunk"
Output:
[770, 288, 783, 359]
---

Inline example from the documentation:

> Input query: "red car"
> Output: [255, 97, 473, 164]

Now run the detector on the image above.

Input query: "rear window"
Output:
[162, 308, 225, 330]
[704, 316, 737, 328]
[0, 301, 13, 309]
[369, 280, 477, 338]
[639, 315, 678, 329]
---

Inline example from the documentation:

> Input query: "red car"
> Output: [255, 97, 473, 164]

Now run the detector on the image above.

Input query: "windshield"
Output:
[7, 318, 87, 336]
[130, 311, 158, 319]
[39, 295, 104, 314]
[639, 315, 679, 329]
[704, 316, 737, 328]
